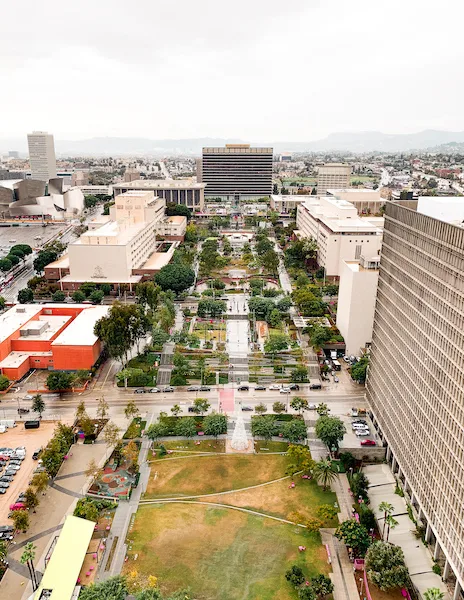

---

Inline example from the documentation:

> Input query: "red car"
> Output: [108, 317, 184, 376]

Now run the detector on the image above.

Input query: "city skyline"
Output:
[1, 0, 463, 140]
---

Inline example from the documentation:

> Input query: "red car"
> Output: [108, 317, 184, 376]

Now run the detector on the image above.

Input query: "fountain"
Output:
[230, 408, 249, 451]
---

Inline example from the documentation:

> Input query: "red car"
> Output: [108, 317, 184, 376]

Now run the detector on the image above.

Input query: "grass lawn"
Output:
[124, 503, 330, 600]
[145, 454, 289, 498]
[150, 439, 226, 455]
[254, 440, 289, 453]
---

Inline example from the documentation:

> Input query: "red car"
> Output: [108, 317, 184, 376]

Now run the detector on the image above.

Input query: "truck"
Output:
[332, 360, 341, 371]
[330, 350, 337, 360]
[0, 420, 16, 429]
[24, 420, 40, 429]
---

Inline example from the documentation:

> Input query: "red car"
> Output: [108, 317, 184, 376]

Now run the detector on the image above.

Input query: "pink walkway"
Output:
[219, 389, 235, 413]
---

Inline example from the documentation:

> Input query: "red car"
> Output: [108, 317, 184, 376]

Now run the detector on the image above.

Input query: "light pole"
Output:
[359, 577, 364, 596]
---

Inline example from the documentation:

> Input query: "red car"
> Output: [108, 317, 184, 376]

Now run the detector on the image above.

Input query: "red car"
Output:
[360, 439, 376, 446]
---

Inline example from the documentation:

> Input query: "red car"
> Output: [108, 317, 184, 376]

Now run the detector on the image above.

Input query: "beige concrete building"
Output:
[270, 194, 309, 214]
[155, 215, 187, 240]
[326, 188, 383, 215]
[366, 203, 464, 599]
[336, 255, 379, 355]
[112, 178, 205, 211]
[27, 131, 57, 182]
[295, 196, 383, 277]
[317, 163, 351, 195]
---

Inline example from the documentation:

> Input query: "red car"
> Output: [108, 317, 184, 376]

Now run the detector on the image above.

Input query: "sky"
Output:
[1, 0, 464, 141]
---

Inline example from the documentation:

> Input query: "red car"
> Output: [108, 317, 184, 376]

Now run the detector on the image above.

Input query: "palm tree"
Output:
[31, 394, 45, 417]
[385, 514, 398, 542]
[313, 459, 339, 491]
[424, 588, 445, 600]
[20, 542, 38, 590]
[378, 501, 394, 539]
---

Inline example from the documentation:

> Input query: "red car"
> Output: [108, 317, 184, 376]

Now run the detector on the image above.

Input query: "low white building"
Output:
[270, 194, 309, 214]
[296, 196, 383, 277]
[326, 188, 383, 215]
[336, 255, 379, 356]
[112, 178, 206, 211]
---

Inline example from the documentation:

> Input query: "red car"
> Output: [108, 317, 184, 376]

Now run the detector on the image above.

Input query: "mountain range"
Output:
[2, 130, 464, 156]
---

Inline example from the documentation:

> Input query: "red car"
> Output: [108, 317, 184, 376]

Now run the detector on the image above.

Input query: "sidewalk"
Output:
[321, 529, 360, 600]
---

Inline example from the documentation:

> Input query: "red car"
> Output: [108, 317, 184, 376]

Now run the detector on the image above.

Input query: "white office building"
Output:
[270, 195, 309, 214]
[27, 131, 57, 182]
[317, 163, 351, 195]
[295, 196, 383, 277]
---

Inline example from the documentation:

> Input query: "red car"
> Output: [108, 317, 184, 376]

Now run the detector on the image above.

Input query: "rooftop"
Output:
[52, 305, 109, 347]
[0, 305, 42, 345]
[45, 254, 70, 269]
[113, 178, 205, 190]
[165, 215, 186, 224]
[18, 315, 71, 340]
[0, 351, 52, 369]
[141, 252, 173, 271]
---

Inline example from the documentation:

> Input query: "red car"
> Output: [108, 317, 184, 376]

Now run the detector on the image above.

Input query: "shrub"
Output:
[0, 375, 10, 391]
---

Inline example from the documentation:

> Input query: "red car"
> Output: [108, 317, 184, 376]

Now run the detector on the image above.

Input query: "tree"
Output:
[282, 419, 307, 443]
[313, 459, 339, 491]
[31, 394, 45, 416]
[290, 396, 309, 414]
[197, 299, 227, 318]
[307, 324, 331, 348]
[0, 540, 7, 563]
[350, 471, 370, 503]
[335, 519, 371, 557]
[292, 287, 326, 318]
[122, 440, 140, 468]
[24, 487, 39, 513]
[351, 355, 369, 383]
[103, 421, 121, 448]
[166, 202, 192, 219]
[365, 541, 409, 590]
[260, 249, 279, 274]
[316, 403, 330, 417]
[255, 402, 268, 415]
[272, 401, 286, 414]
[33, 249, 58, 273]
[46, 371, 75, 391]
[298, 588, 316, 600]
[18, 287, 34, 303]
[52, 290, 66, 302]
[6, 253, 19, 266]
[0, 258, 12, 272]
[267, 308, 282, 327]
[424, 589, 445, 600]
[0, 296, 5, 310]
[96, 397, 109, 427]
[264, 333, 289, 357]
[315, 416, 346, 451]
[385, 514, 398, 542]
[155, 262, 195, 294]
[175, 417, 197, 439]
[85, 458, 101, 481]
[90, 289, 105, 304]
[171, 404, 182, 416]
[20, 542, 37, 590]
[291, 365, 309, 383]
[146, 422, 169, 444]
[310, 574, 334, 598]
[317, 504, 339, 522]
[78, 575, 128, 600]
[251, 415, 277, 440]
[136, 281, 160, 311]
[80, 282, 97, 297]
[75, 399, 88, 423]
[192, 397, 210, 415]
[125, 398, 140, 420]
[276, 296, 292, 312]
[0, 375, 10, 391]
[31, 471, 49, 495]
[203, 413, 227, 439]
[173, 352, 190, 376]
[152, 327, 170, 348]
[304, 516, 324, 532]
[12, 510, 30, 533]
[72, 290, 86, 303]
[11, 243, 32, 256]
[285, 565, 305, 586]
[288, 444, 312, 467]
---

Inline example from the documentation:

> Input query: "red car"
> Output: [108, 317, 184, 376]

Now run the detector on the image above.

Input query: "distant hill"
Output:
[2, 130, 464, 156]
[424, 141, 464, 154]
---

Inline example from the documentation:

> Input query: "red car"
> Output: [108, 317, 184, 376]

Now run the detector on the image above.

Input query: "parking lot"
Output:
[0, 223, 67, 257]
[0, 421, 55, 525]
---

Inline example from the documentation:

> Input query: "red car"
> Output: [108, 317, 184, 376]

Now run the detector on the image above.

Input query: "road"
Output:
[159, 161, 171, 179]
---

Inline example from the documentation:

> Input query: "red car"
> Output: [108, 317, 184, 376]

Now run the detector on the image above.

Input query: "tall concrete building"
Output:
[112, 179, 205, 211]
[202, 144, 273, 200]
[27, 131, 57, 182]
[317, 163, 351, 195]
[366, 202, 464, 598]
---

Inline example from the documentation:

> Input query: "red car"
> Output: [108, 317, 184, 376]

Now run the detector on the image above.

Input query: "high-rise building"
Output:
[317, 163, 351, 195]
[27, 131, 57, 182]
[202, 144, 273, 199]
[366, 202, 464, 598]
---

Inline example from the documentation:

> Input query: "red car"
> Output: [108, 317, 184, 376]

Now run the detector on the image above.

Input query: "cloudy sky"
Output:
[2, 0, 463, 141]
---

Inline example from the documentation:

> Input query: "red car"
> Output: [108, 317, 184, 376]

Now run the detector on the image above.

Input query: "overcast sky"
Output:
[2, 0, 463, 141]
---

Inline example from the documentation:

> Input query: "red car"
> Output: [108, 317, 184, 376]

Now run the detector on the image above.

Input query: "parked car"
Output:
[163, 386, 174, 393]
[23, 395, 33, 401]
[187, 406, 196, 413]
[0, 489, 6, 495]
[9, 502, 25, 511]
[254, 385, 266, 391]
[199, 386, 211, 392]
[241, 406, 253, 411]
[32, 448, 42, 460]
[309, 383, 322, 390]
[334, 376, 339, 383]
[148, 388, 160, 393]
[269, 384, 281, 391]
[187, 386, 200, 392]
[279, 387, 291, 394]
[0, 483, 9, 489]
[361, 439, 376, 446]
[237, 385, 249, 391]
[356, 430, 370, 437]
[343, 356, 351, 363]
[0, 476, 14, 482]
[17, 408, 30, 414]
[288, 384, 300, 391]
[308, 404, 317, 410]
[134, 388, 146, 394]
[5, 470, 17, 477]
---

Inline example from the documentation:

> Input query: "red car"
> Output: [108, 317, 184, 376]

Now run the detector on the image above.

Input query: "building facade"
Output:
[296, 196, 383, 277]
[202, 144, 273, 199]
[336, 255, 379, 356]
[112, 179, 205, 211]
[0, 304, 108, 381]
[326, 188, 383, 215]
[27, 131, 57, 182]
[317, 163, 351, 195]
[366, 203, 464, 598]
[270, 194, 309, 214]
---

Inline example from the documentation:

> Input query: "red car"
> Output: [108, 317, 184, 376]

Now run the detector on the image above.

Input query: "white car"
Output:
[308, 404, 317, 410]
[279, 387, 291, 394]
[269, 384, 281, 391]
[356, 429, 370, 437]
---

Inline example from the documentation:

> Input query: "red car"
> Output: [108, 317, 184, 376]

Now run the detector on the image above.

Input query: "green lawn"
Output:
[124, 503, 330, 600]
[254, 440, 289, 453]
[150, 439, 226, 455]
